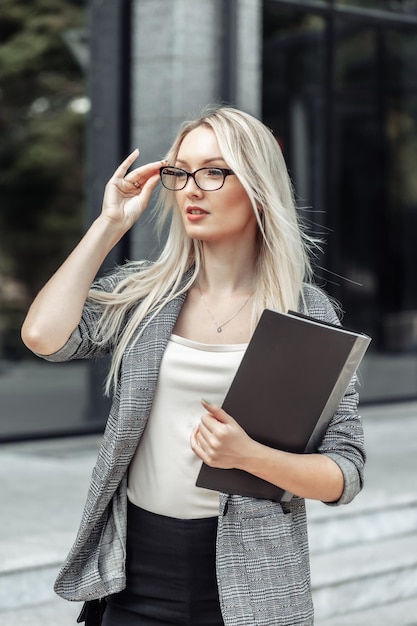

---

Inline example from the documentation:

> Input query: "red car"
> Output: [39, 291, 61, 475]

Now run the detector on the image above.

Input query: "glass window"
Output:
[332, 21, 417, 400]
[331, 24, 380, 338]
[336, 0, 417, 13]
[263, 6, 326, 230]
[383, 30, 417, 339]
[263, 1, 417, 402]
[0, 1, 89, 440]
[291, 0, 329, 4]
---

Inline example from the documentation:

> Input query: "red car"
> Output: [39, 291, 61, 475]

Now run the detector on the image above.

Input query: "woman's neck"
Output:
[198, 241, 257, 295]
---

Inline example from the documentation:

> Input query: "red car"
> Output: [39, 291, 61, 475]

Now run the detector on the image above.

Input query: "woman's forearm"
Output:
[240, 441, 344, 502]
[21, 216, 125, 356]
[22, 151, 164, 356]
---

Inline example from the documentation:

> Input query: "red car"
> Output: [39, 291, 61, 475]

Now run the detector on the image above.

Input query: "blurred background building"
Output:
[1, 0, 417, 441]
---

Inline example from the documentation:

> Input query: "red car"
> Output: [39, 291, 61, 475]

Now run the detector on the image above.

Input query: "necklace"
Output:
[198, 284, 253, 333]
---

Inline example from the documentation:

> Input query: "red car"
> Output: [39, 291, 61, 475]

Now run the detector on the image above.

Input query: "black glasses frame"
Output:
[159, 166, 235, 191]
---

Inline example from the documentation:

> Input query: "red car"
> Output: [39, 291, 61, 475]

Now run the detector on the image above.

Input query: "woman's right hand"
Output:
[101, 149, 166, 231]
[21, 150, 166, 356]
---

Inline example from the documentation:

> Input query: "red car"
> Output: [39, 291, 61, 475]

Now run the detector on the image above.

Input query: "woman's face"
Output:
[174, 126, 258, 246]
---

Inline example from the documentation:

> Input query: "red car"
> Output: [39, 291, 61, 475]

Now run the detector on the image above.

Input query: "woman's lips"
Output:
[186, 206, 208, 221]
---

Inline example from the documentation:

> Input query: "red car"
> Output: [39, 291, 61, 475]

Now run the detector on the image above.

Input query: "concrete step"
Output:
[1, 435, 415, 622]
[6, 586, 417, 626]
[0, 533, 74, 611]
[316, 596, 417, 626]
[0, 438, 96, 613]
[307, 492, 417, 622]
[311, 532, 417, 621]
[307, 492, 417, 554]
[2, 515, 415, 618]
[0, 594, 80, 626]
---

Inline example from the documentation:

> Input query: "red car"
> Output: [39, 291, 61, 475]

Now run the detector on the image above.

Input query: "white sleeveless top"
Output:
[127, 334, 247, 519]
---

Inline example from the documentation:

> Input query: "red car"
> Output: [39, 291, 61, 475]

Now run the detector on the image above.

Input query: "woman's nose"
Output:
[184, 176, 203, 195]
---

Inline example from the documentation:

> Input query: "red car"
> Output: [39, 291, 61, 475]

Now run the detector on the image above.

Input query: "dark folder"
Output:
[196, 308, 371, 502]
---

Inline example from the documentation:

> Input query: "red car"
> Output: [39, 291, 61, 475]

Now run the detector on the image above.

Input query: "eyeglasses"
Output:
[159, 166, 235, 191]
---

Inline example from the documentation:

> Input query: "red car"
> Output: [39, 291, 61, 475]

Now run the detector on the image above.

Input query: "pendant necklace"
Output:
[198, 284, 253, 333]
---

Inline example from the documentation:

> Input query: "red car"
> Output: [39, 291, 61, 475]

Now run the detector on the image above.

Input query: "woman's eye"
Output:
[167, 168, 186, 178]
[206, 168, 222, 177]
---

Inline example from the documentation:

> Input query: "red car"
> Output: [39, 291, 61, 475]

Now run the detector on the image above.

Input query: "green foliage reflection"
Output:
[0, 0, 86, 359]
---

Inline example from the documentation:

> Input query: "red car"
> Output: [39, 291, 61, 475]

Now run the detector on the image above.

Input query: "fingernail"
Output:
[202, 398, 211, 405]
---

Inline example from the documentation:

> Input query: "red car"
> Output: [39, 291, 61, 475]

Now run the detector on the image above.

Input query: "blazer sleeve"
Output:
[302, 284, 366, 506]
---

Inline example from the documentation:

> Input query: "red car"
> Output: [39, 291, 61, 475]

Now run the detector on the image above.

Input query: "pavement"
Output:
[0, 400, 416, 624]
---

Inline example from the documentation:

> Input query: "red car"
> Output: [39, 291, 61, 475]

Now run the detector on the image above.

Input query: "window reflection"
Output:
[336, 0, 417, 13]
[0, 1, 89, 440]
[263, 8, 326, 232]
[263, 1, 417, 401]
[384, 31, 417, 347]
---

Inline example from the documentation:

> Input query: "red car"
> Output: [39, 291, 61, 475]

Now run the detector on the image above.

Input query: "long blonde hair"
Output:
[88, 106, 317, 394]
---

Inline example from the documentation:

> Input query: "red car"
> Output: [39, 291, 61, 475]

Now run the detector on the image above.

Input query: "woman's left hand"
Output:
[191, 401, 345, 502]
[191, 400, 254, 469]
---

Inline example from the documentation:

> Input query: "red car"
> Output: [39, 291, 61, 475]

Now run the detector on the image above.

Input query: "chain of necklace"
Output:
[198, 284, 253, 333]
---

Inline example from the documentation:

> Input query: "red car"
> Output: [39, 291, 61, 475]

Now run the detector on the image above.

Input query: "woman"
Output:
[21, 106, 365, 626]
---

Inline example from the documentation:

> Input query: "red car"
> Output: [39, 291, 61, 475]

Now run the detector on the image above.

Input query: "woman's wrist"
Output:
[90, 214, 128, 251]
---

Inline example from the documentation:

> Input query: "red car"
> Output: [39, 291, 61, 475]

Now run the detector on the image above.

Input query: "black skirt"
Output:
[102, 501, 224, 626]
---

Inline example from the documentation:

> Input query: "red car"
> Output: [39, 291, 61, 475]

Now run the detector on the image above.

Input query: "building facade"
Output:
[2, 0, 417, 440]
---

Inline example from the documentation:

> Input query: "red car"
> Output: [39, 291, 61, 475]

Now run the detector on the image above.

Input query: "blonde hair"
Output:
[88, 106, 317, 394]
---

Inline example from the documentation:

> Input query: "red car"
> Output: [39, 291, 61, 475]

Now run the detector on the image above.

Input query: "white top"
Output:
[127, 334, 247, 519]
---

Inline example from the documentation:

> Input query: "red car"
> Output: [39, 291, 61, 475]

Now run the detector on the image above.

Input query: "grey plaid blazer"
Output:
[41, 266, 365, 626]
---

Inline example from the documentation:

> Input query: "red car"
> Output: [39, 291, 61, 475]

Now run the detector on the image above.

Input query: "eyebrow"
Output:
[176, 157, 227, 166]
